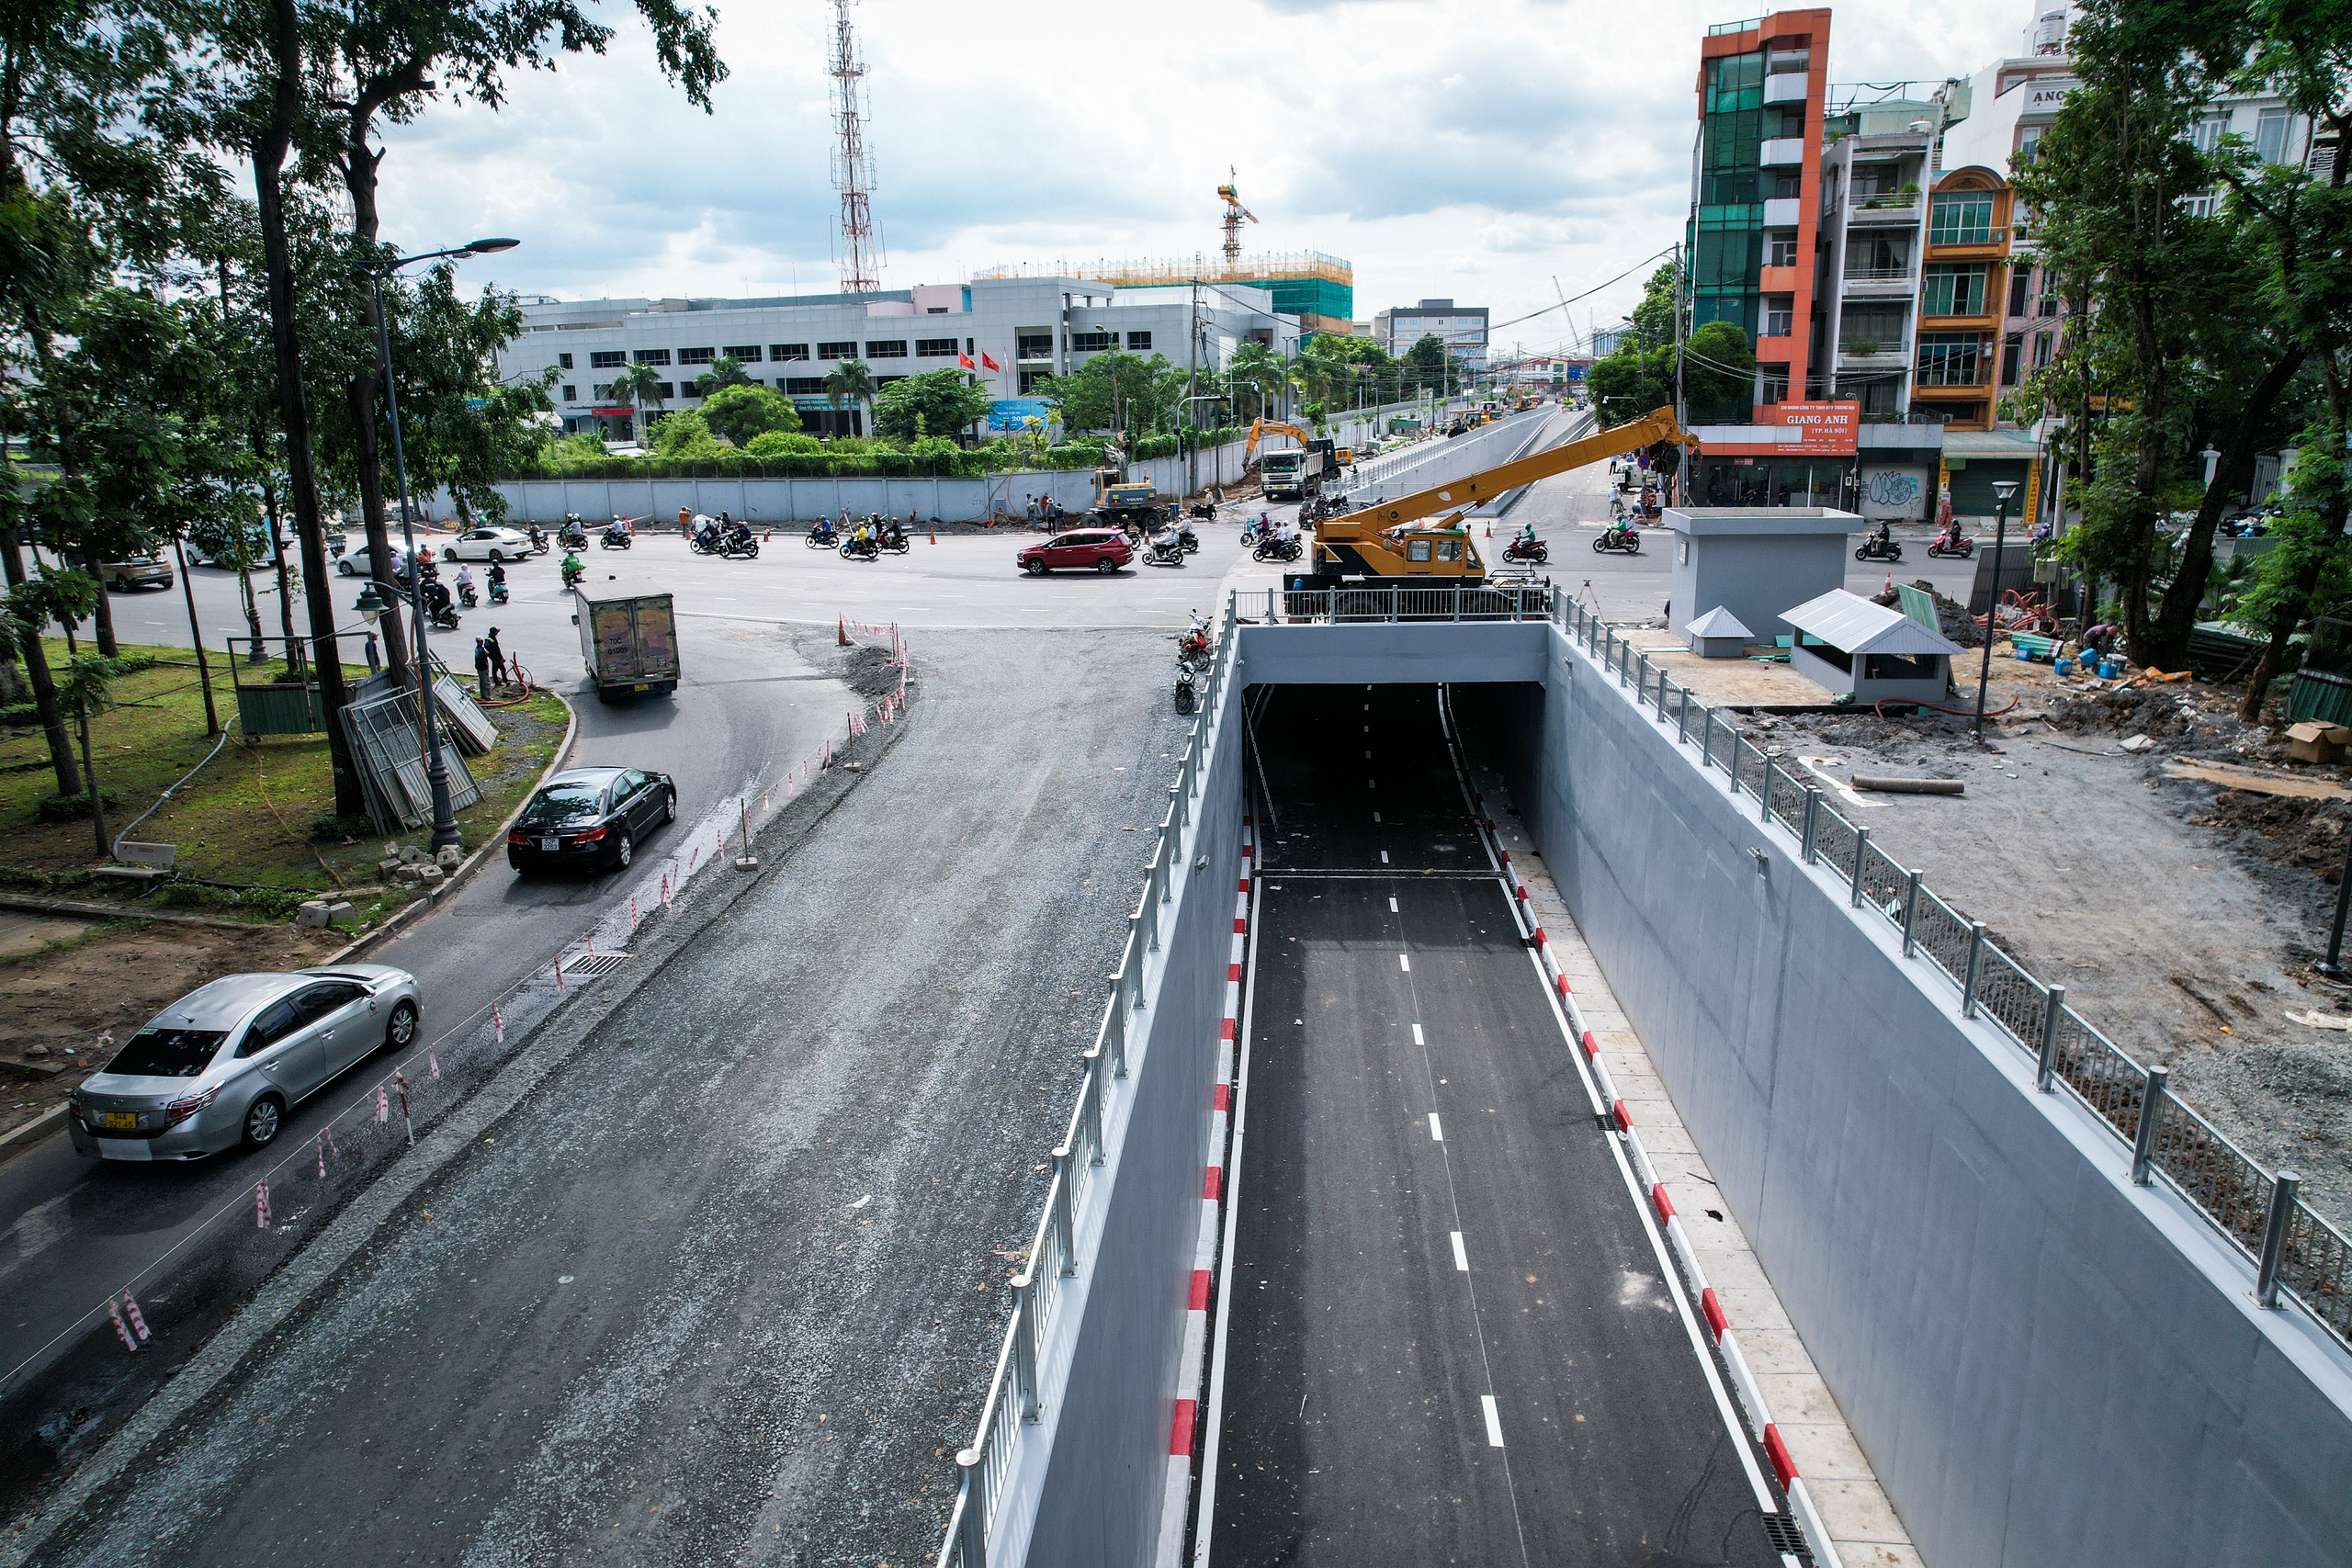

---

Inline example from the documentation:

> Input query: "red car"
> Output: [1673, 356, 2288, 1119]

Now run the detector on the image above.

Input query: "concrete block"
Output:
[296, 900, 331, 929]
[398, 844, 428, 865]
[415, 863, 445, 886]
[327, 901, 354, 924]
[435, 845, 463, 870]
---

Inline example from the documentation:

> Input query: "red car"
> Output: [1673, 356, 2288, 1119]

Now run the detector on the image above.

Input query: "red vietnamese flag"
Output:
[958, 352, 976, 369]
[980, 351, 1001, 372]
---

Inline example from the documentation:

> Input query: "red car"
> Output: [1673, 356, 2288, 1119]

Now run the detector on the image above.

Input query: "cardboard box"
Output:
[2287, 721, 2340, 763]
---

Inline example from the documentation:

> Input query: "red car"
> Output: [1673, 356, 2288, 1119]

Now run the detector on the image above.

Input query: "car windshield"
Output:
[528, 782, 604, 817]
[105, 1027, 228, 1078]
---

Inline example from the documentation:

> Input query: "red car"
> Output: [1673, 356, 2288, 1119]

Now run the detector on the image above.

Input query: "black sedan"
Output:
[506, 766, 676, 874]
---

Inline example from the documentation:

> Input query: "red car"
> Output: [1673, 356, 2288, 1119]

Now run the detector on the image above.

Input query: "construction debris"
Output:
[1851, 775, 1965, 795]
[2162, 759, 2352, 801]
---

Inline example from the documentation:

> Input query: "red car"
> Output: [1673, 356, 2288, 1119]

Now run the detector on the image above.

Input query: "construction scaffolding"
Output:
[972, 253, 1355, 333]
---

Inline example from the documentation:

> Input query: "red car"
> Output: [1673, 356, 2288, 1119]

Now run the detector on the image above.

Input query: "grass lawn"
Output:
[0, 639, 569, 919]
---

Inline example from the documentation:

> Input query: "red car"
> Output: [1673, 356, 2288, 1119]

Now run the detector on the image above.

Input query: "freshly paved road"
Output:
[19, 626, 1195, 1567]
[1208, 686, 1781, 1567]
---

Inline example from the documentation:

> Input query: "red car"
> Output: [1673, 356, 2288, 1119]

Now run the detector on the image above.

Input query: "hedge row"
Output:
[508, 426, 1260, 482]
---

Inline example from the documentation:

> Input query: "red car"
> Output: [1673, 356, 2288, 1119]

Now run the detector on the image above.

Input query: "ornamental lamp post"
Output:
[360, 235, 520, 852]
[1973, 479, 2021, 745]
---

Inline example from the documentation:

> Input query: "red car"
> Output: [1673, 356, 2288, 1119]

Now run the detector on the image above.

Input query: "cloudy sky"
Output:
[377, 0, 2031, 357]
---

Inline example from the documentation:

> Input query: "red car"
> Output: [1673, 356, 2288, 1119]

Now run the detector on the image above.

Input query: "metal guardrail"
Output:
[1245, 582, 1553, 626]
[937, 602, 1242, 1568]
[1562, 601, 2352, 1354]
[1348, 406, 1543, 492]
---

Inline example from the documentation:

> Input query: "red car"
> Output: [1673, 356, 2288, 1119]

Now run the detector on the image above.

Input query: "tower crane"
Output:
[1216, 168, 1258, 264]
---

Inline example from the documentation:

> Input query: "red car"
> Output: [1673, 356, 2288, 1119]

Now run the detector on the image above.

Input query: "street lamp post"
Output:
[1973, 479, 2021, 745]
[362, 236, 520, 852]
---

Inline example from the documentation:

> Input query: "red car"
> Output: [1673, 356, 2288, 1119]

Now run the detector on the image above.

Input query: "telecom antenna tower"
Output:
[828, 0, 885, 292]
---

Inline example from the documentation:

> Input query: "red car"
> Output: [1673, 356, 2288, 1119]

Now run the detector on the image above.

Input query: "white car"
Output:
[440, 525, 541, 562]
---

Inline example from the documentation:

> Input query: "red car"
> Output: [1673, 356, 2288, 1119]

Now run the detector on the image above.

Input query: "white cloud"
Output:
[375, 0, 2025, 351]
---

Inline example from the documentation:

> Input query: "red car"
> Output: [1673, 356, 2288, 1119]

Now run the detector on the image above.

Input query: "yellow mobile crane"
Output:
[1295, 405, 1697, 585]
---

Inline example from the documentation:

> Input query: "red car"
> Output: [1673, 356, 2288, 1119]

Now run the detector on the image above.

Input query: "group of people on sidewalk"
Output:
[470, 627, 513, 697]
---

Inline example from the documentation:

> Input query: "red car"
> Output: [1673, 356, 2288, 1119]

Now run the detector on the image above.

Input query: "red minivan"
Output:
[1017, 529, 1132, 576]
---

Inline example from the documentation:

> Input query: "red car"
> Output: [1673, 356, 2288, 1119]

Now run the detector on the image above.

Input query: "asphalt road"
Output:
[1208, 686, 1781, 1567]
[17, 626, 1195, 1567]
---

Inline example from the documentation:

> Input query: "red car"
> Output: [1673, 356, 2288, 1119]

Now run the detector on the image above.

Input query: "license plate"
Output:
[101, 1111, 137, 1130]
[541, 837, 560, 852]
[634, 683, 650, 692]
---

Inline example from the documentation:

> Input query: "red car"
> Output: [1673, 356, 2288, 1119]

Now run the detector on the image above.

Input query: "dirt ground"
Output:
[1736, 649, 2352, 1234]
[0, 918, 347, 1145]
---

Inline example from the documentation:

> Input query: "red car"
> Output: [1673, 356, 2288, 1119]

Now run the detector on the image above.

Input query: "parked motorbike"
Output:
[1855, 534, 1904, 563]
[806, 520, 839, 548]
[1253, 536, 1303, 564]
[600, 523, 633, 550]
[1187, 501, 1216, 522]
[840, 535, 880, 562]
[1926, 531, 1975, 558]
[1593, 524, 1642, 556]
[1173, 663, 1200, 716]
[1177, 613, 1213, 669]
[722, 525, 760, 559]
[1502, 537, 1549, 565]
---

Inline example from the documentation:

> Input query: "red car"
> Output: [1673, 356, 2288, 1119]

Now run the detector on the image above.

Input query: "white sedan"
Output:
[440, 525, 542, 562]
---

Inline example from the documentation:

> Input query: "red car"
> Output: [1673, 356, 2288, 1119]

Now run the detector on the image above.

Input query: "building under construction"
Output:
[972, 253, 1355, 337]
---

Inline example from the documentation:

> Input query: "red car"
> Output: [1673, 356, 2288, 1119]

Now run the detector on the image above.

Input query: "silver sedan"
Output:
[66, 964, 422, 1161]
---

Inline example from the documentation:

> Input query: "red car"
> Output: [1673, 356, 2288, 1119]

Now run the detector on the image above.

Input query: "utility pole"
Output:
[1186, 277, 1201, 499]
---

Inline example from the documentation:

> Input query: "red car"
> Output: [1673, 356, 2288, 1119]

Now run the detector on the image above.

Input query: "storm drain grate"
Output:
[560, 953, 630, 977]
[1760, 1513, 1814, 1562]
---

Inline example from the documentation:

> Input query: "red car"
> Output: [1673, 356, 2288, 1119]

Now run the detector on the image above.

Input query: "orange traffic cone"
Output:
[763, 528, 772, 542]
[1883, 572, 1894, 595]
[838, 618, 849, 648]
[929, 529, 937, 545]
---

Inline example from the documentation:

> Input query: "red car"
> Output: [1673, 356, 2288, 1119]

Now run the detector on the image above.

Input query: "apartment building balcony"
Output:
[1837, 342, 1911, 370]
[1762, 197, 1802, 227]
[1758, 264, 1805, 293]
[1911, 377, 1993, 399]
[1763, 72, 1809, 105]
[1840, 266, 1917, 299]
[1845, 195, 1923, 226]
[1923, 229, 2008, 258]
[1758, 137, 1807, 165]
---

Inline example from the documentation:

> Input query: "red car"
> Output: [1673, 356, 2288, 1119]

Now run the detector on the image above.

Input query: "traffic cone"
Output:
[929, 529, 936, 545]
[1884, 572, 1893, 595]
[763, 528, 772, 542]
[838, 618, 849, 648]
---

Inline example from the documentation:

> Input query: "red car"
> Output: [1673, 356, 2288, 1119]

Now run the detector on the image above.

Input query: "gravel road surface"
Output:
[18, 626, 1191, 1567]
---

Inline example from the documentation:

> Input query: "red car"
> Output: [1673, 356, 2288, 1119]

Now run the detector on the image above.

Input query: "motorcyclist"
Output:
[455, 564, 476, 604]
[488, 561, 508, 603]
[1871, 520, 1893, 553]
[424, 576, 455, 622]
[1513, 523, 1539, 555]
[560, 550, 584, 585]
[1150, 520, 1184, 562]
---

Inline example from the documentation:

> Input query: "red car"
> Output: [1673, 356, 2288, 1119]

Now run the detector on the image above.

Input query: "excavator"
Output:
[1291, 405, 1697, 586]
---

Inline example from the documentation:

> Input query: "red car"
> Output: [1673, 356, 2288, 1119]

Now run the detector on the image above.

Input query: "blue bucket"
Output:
[2055, 658, 2075, 675]
[2098, 661, 2119, 679]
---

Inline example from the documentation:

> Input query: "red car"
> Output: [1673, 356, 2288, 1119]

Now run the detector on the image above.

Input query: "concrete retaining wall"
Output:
[1012, 684, 1247, 1568]
[1233, 619, 2352, 1568]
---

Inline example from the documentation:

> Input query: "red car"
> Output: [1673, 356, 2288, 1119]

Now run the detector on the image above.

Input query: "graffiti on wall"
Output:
[1860, 465, 1928, 521]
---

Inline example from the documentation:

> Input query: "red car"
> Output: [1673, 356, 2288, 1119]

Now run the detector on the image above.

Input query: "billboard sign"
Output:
[987, 397, 1055, 433]
[1766, 400, 1860, 455]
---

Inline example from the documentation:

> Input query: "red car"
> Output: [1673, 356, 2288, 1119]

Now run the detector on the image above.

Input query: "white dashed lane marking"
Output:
[1429, 1112, 1444, 1143]
[1482, 1394, 1506, 1448]
[1451, 1231, 1469, 1271]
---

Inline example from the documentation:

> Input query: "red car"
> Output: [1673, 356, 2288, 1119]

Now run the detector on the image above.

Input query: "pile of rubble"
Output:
[378, 840, 462, 889]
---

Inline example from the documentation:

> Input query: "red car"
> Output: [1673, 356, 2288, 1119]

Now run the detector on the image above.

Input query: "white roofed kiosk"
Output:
[1782, 588, 1964, 706]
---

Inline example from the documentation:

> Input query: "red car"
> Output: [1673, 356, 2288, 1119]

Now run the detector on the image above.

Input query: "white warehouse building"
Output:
[496, 274, 1300, 442]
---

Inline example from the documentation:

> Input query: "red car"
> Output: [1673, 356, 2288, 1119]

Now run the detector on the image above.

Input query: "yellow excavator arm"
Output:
[1244, 416, 1317, 463]
[1306, 406, 1696, 581]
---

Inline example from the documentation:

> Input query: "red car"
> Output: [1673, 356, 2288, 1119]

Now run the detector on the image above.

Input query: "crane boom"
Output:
[1304, 406, 1695, 582]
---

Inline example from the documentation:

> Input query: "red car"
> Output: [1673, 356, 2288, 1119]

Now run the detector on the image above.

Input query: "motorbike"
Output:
[1502, 536, 1549, 565]
[1593, 524, 1642, 556]
[1172, 663, 1200, 716]
[1187, 501, 1216, 522]
[457, 580, 480, 608]
[722, 526, 761, 559]
[877, 524, 912, 556]
[560, 558, 585, 589]
[558, 517, 587, 550]
[806, 520, 839, 548]
[1177, 614, 1214, 670]
[527, 525, 548, 554]
[1926, 531, 1975, 558]
[688, 523, 725, 556]
[1253, 536, 1303, 564]
[1145, 533, 1188, 569]
[489, 579, 510, 606]
[1238, 516, 1272, 548]
[1177, 522, 1200, 555]
[600, 524, 633, 550]
[840, 535, 880, 562]
[1855, 534, 1904, 563]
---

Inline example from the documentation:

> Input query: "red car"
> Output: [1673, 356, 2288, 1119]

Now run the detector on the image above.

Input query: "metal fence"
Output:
[1245, 582, 1554, 626]
[1557, 598, 2352, 1354]
[937, 603, 1242, 1568]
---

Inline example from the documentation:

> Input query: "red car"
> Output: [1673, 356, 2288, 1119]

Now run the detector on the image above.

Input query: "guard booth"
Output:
[1663, 507, 1860, 646]
[1782, 589, 1963, 705]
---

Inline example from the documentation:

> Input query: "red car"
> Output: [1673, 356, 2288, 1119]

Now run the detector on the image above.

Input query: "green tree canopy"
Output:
[694, 354, 753, 395]
[698, 382, 801, 446]
[1035, 353, 1177, 446]
[871, 367, 993, 442]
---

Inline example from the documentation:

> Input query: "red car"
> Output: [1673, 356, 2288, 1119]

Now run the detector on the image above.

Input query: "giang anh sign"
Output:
[1766, 400, 1860, 455]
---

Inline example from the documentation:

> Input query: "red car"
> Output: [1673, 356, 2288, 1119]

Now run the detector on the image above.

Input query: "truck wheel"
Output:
[596, 687, 620, 704]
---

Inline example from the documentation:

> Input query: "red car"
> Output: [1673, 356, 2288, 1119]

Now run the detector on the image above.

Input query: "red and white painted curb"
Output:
[1464, 785, 1843, 1568]
[1157, 815, 1254, 1568]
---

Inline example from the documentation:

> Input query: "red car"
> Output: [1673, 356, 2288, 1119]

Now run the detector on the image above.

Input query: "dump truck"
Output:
[572, 581, 681, 702]
[1289, 404, 1697, 588]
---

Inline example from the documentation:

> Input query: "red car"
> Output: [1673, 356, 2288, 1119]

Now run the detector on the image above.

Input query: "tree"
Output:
[1226, 342, 1285, 420]
[379, 265, 551, 524]
[824, 357, 876, 434]
[744, 429, 821, 458]
[1035, 354, 1176, 449]
[871, 367, 994, 443]
[610, 361, 667, 439]
[698, 382, 801, 446]
[693, 354, 752, 395]
[1401, 333, 1461, 400]
[55, 650, 130, 857]
[646, 408, 722, 459]
[1679, 320, 1756, 423]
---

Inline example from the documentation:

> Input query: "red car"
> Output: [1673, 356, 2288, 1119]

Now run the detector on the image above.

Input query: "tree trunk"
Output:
[252, 0, 365, 817]
[2143, 348, 2307, 671]
[84, 547, 119, 656]
[76, 707, 106, 859]
[2239, 551, 2324, 723]
[170, 528, 220, 735]
[0, 527, 81, 795]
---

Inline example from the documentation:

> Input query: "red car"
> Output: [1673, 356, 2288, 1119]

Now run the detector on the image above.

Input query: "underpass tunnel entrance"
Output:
[1211, 681, 1788, 1568]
